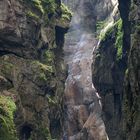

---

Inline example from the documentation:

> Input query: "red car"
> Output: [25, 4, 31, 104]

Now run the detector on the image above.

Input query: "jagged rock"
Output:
[92, 0, 140, 140]
[119, 0, 140, 139]
[0, 0, 71, 139]
[92, 19, 126, 140]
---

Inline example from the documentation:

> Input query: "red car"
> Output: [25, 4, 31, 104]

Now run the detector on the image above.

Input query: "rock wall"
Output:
[0, 0, 139, 140]
[92, 0, 140, 140]
[92, 18, 125, 140]
[119, 0, 140, 139]
[0, 0, 71, 139]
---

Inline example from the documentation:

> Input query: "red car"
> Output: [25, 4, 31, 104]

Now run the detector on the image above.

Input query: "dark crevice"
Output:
[20, 124, 33, 140]
[55, 26, 68, 47]
[118, 0, 131, 61]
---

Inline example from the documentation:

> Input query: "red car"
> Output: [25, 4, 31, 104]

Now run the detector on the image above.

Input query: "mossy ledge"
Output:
[99, 18, 123, 61]
[0, 96, 17, 140]
[0, 0, 72, 139]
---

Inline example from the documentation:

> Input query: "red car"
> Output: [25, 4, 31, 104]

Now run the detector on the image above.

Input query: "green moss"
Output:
[45, 50, 55, 64]
[47, 95, 57, 105]
[100, 25, 114, 41]
[0, 61, 14, 77]
[125, 69, 129, 76]
[96, 20, 107, 33]
[29, 0, 44, 13]
[39, 126, 55, 140]
[115, 19, 123, 61]
[27, 11, 40, 20]
[99, 18, 124, 61]
[39, 72, 47, 82]
[32, 60, 54, 73]
[60, 3, 72, 21]
[41, 0, 57, 14]
[0, 96, 17, 140]
[31, 60, 54, 84]
[28, 0, 58, 14]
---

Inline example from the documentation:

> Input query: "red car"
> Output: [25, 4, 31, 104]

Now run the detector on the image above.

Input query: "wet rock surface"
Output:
[0, 0, 71, 139]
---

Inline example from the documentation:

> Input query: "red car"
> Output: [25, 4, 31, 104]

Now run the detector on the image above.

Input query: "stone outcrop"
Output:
[92, 0, 140, 140]
[0, 0, 71, 139]
[0, 0, 140, 140]
[92, 18, 125, 140]
[119, 0, 140, 139]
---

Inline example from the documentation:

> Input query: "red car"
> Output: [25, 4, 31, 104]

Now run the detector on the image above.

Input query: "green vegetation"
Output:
[32, 60, 54, 73]
[47, 95, 57, 105]
[99, 24, 114, 41]
[31, 60, 54, 83]
[115, 19, 123, 61]
[99, 18, 124, 61]
[27, 11, 40, 20]
[0, 61, 14, 78]
[61, 3, 72, 21]
[27, 0, 72, 27]
[39, 126, 56, 140]
[96, 20, 107, 33]
[28, 0, 57, 14]
[42, 0, 57, 14]
[125, 68, 129, 76]
[45, 50, 55, 64]
[30, 0, 44, 13]
[0, 96, 17, 140]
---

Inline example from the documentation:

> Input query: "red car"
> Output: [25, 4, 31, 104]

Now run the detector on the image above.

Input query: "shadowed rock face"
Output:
[63, 0, 118, 139]
[118, 0, 140, 140]
[92, 0, 140, 139]
[0, 0, 70, 139]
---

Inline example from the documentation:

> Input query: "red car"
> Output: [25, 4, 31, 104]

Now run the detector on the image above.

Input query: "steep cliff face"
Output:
[92, 18, 125, 140]
[119, 0, 140, 140]
[92, 0, 140, 140]
[0, 0, 71, 139]
[1, 0, 139, 140]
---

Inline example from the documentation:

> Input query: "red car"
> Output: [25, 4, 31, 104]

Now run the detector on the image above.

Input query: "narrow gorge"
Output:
[0, 0, 140, 140]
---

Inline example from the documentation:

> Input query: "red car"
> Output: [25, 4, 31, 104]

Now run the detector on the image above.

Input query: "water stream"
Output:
[63, 0, 118, 139]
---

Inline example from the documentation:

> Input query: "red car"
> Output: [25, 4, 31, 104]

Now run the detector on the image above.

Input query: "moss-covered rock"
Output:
[115, 19, 123, 60]
[0, 0, 71, 139]
[99, 18, 124, 61]
[0, 96, 17, 140]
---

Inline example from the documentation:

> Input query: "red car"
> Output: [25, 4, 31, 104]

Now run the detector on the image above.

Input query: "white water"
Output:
[63, 0, 119, 139]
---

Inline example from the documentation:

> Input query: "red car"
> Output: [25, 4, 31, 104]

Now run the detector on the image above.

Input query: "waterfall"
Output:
[62, 0, 119, 139]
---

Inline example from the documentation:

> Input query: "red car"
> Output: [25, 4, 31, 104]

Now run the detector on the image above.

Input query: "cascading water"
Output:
[62, 0, 119, 139]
